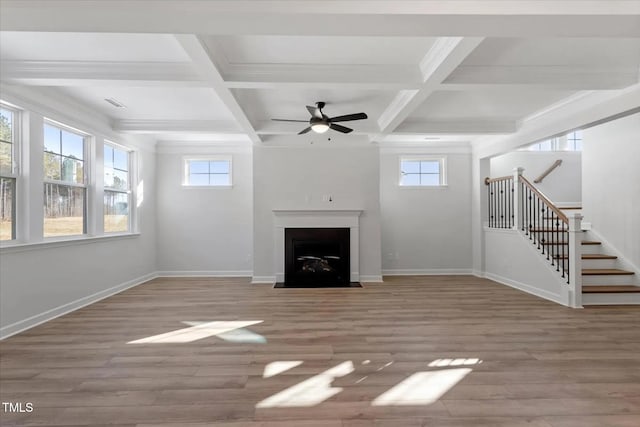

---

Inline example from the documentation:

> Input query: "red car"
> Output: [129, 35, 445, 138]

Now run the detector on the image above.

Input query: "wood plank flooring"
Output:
[1, 275, 640, 426]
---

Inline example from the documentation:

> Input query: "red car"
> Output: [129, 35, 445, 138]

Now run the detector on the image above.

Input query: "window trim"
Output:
[182, 155, 233, 188]
[398, 156, 447, 188]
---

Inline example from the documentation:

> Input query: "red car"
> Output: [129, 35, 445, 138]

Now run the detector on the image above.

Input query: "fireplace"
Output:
[285, 228, 350, 286]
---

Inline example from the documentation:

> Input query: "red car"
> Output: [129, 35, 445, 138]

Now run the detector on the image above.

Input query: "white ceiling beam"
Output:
[395, 120, 517, 135]
[376, 37, 485, 138]
[2, 2, 639, 37]
[443, 66, 640, 90]
[113, 119, 243, 134]
[0, 60, 204, 87]
[174, 34, 261, 144]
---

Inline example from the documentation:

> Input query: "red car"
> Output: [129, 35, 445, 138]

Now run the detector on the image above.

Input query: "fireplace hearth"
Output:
[283, 228, 351, 287]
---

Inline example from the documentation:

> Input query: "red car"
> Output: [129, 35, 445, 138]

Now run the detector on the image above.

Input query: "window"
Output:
[1, 106, 17, 241]
[400, 158, 446, 186]
[104, 143, 131, 233]
[566, 130, 583, 151]
[43, 122, 87, 237]
[184, 158, 231, 186]
[528, 138, 559, 151]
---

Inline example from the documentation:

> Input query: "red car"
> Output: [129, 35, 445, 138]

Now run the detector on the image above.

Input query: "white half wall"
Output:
[155, 145, 253, 275]
[490, 151, 582, 205]
[380, 149, 473, 274]
[582, 112, 640, 269]
[252, 141, 382, 281]
[484, 228, 570, 306]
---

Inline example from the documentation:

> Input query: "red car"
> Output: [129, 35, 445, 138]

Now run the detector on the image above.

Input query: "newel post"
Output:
[568, 213, 583, 308]
[512, 167, 524, 230]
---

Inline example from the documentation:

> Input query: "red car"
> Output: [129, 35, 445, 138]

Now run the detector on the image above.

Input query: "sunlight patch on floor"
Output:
[371, 368, 472, 406]
[428, 358, 481, 367]
[127, 320, 263, 344]
[256, 361, 354, 408]
[263, 361, 303, 378]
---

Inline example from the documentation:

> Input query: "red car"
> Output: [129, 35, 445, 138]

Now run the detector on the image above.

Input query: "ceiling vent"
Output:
[104, 98, 126, 108]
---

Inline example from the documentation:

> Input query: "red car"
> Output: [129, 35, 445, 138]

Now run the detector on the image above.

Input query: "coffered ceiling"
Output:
[1, 1, 639, 146]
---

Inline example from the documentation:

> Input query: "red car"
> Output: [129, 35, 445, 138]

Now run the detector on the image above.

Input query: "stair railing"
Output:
[534, 159, 562, 183]
[485, 168, 583, 307]
[519, 174, 570, 283]
[484, 175, 514, 229]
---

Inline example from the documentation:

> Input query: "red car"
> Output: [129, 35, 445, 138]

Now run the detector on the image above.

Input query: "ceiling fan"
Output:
[272, 102, 368, 135]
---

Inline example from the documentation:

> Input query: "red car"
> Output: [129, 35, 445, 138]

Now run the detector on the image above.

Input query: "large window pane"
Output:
[420, 174, 440, 186]
[189, 173, 209, 186]
[43, 183, 85, 237]
[420, 161, 440, 174]
[400, 174, 420, 186]
[113, 148, 128, 171]
[210, 160, 229, 174]
[44, 152, 61, 180]
[0, 177, 15, 241]
[44, 124, 61, 153]
[61, 130, 84, 160]
[401, 160, 420, 174]
[0, 108, 13, 175]
[189, 161, 209, 174]
[0, 141, 11, 175]
[104, 191, 129, 233]
[211, 173, 230, 186]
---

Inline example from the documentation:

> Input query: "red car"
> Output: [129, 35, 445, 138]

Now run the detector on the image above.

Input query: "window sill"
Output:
[0, 232, 141, 254]
[398, 185, 449, 189]
[182, 184, 233, 189]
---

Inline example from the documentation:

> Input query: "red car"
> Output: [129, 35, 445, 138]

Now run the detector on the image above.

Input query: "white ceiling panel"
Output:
[58, 87, 235, 121]
[409, 88, 578, 121]
[458, 38, 640, 68]
[233, 87, 396, 126]
[211, 35, 435, 65]
[0, 32, 190, 62]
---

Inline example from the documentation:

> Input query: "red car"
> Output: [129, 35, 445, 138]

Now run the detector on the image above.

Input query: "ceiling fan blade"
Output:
[298, 127, 312, 135]
[271, 119, 309, 122]
[306, 105, 322, 119]
[330, 123, 353, 133]
[329, 113, 368, 122]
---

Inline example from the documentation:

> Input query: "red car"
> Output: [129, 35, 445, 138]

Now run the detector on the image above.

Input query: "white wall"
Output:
[252, 140, 382, 281]
[155, 145, 253, 275]
[582, 112, 640, 269]
[0, 87, 157, 336]
[490, 151, 582, 205]
[380, 149, 473, 274]
[484, 228, 570, 306]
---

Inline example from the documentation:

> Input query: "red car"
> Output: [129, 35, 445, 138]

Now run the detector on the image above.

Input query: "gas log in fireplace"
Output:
[284, 228, 350, 286]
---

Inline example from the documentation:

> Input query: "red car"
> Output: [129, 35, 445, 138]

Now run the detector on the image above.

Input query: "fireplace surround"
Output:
[273, 210, 362, 283]
[285, 228, 350, 286]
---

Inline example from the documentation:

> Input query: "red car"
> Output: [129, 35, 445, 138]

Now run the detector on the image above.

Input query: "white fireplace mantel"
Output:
[273, 209, 362, 283]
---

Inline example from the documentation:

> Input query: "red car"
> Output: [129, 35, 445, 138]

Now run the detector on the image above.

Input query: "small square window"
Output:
[399, 158, 445, 187]
[184, 158, 232, 187]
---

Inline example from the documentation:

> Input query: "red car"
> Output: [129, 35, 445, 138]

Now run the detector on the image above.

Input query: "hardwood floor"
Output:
[1, 275, 640, 426]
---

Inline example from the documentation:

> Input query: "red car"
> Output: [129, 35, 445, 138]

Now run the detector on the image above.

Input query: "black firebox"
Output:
[284, 228, 350, 287]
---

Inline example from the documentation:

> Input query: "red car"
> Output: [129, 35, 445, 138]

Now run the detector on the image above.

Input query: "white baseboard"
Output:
[0, 272, 158, 340]
[484, 272, 567, 306]
[157, 270, 252, 278]
[382, 269, 473, 276]
[251, 276, 276, 284]
[472, 269, 486, 278]
[360, 275, 384, 282]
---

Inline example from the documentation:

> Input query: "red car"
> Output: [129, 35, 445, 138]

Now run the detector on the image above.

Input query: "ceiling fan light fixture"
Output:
[311, 122, 330, 133]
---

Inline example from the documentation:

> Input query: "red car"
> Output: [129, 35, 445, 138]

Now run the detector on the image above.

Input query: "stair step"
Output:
[555, 254, 618, 260]
[541, 240, 601, 246]
[582, 269, 635, 276]
[582, 285, 640, 294]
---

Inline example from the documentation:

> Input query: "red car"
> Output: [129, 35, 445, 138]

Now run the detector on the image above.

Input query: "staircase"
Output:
[485, 172, 639, 307]
[537, 206, 639, 306]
